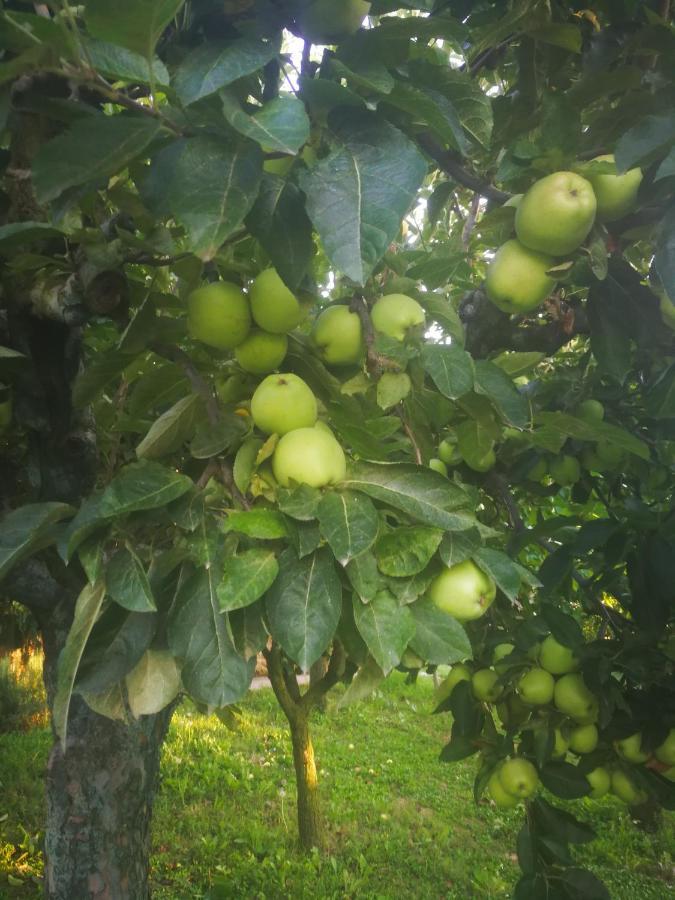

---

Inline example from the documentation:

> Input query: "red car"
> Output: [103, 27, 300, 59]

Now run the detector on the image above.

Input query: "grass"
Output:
[0, 671, 673, 898]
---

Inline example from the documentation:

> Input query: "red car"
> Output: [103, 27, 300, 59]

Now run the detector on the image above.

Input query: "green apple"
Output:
[493, 642, 515, 673]
[371, 294, 426, 341]
[472, 668, 502, 702]
[434, 663, 472, 705]
[611, 769, 647, 805]
[249, 268, 303, 334]
[498, 758, 539, 799]
[251, 373, 318, 435]
[429, 458, 448, 476]
[272, 425, 346, 488]
[517, 667, 555, 705]
[488, 769, 520, 808]
[586, 766, 611, 799]
[576, 399, 605, 423]
[569, 723, 599, 754]
[464, 447, 496, 473]
[496, 693, 531, 729]
[485, 239, 557, 314]
[655, 729, 675, 766]
[615, 732, 649, 764]
[554, 674, 599, 724]
[663, 767, 675, 783]
[297, 0, 371, 44]
[515, 171, 597, 256]
[539, 635, 579, 675]
[311, 305, 363, 365]
[527, 458, 548, 482]
[187, 282, 251, 350]
[234, 329, 288, 375]
[549, 455, 581, 487]
[585, 154, 642, 222]
[263, 155, 294, 176]
[438, 438, 462, 466]
[401, 648, 424, 669]
[427, 559, 497, 623]
[552, 727, 570, 759]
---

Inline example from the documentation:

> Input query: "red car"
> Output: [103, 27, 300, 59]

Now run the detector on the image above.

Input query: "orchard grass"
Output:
[1, 673, 672, 898]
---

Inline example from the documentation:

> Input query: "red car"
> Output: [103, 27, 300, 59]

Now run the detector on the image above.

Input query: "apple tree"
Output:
[0, 1, 673, 898]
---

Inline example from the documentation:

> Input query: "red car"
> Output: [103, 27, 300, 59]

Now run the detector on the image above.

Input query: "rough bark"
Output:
[288, 712, 322, 851]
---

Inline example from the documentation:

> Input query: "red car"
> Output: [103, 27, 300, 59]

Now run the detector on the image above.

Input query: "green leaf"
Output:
[128, 365, 189, 417]
[223, 509, 288, 540]
[352, 591, 415, 675]
[345, 551, 384, 603]
[455, 417, 494, 469]
[0, 221, 64, 254]
[143, 136, 262, 260]
[72, 351, 137, 408]
[168, 567, 254, 706]
[57, 493, 107, 563]
[560, 869, 610, 900]
[106, 546, 156, 612]
[342, 461, 476, 532]
[421, 342, 474, 400]
[217, 549, 279, 612]
[439, 528, 482, 568]
[190, 413, 249, 459]
[331, 56, 394, 95]
[473, 359, 529, 427]
[246, 174, 314, 290]
[615, 112, 675, 172]
[100, 460, 193, 517]
[492, 351, 545, 378]
[587, 284, 631, 382]
[337, 655, 385, 707]
[540, 761, 591, 799]
[408, 596, 472, 665]
[174, 35, 281, 106]
[531, 797, 595, 845]
[85, 0, 184, 58]
[528, 23, 582, 52]
[276, 484, 321, 521]
[299, 108, 427, 285]
[136, 393, 203, 459]
[376, 372, 411, 410]
[384, 83, 469, 154]
[534, 411, 649, 460]
[233, 437, 263, 494]
[221, 93, 310, 154]
[317, 491, 379, 566]
[266, 548, 342, 671]
[32, 115, 160, 203]
[0, 503, 74, 582]
[473, 548, 526, 602]
[76, 608, 157, 695]
[53, 580, 107, 750]
[375, 526, 443, 577]
[408, 62, 493, 149]
[656, 204, 675, 303]
[83, 37, 169, 85]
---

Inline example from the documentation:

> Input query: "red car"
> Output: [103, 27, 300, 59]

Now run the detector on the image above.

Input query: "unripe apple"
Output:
[250, 268, 303, 334]
[611, 769, 647, 805]
[615, 732, 649, 764]
[187, 282, 251, 350]
[515, 171, 597, 256]
[549, 454, 581, 487]
[554, 674, 599, 724]
[434, 663, 472, 705]
[297, 0, 371, 44]
[569, 723, 599, 754]
[552, 727, 570, 759]
[492, 642, 515, 673]
[585, 154, 642, 222]
[401, 648, 424, 669]
[539, 635, 579, 675]
[576, 399, 604, 423]
[251, 373, 317, 435]
[488, 769, 520, 808]
[371, 294, 426, 341]
[311, 305, 363, 365]
[498, 758, 539, 799]
[485, 239, 557, 314]
[464, 447, 496, 473]
[428, 458, 448, 476]
[234, 329, 288, 374]
[438, 438, 462, 466]
[272, 425, 346, 488]
[586, 766, 611, 799]
[472, 668, 502, 702]
[427, 559, 496, 623]
[517, 667, 555, 705]
[655, 729, 675, 766]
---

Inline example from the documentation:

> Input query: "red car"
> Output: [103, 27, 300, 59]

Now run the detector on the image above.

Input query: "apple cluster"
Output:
[484, 157, 642, 316]
[437, 632, 674, 810]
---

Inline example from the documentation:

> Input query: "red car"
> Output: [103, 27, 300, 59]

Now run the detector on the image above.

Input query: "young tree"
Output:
[0, 1, 673, 898]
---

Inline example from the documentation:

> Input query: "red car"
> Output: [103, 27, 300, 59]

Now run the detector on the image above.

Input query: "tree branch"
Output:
[416, 134, 510, 203]
[300, 642, 345, 711]
[264, 643, 298, 720]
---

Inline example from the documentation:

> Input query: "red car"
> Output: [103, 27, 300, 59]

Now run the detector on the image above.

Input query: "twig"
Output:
[416, 134, 510, 203]
[220, 462, 250, 511]
[485, 472, 525, 532]
[348, 295, 402, 376]
[80, 71, 185, 136]
[300, 642, 345, 711]
[400, 412, 423, 466]
[126, 252, 192, 268]
[462, 193, 481, 248]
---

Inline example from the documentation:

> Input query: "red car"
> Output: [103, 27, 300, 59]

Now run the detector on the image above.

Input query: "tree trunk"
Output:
[288, 711, 323, 851]
[40, 611, 174, 900]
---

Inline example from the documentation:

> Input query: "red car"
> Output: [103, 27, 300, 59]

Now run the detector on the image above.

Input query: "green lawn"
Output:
[1, 674, 673, 898]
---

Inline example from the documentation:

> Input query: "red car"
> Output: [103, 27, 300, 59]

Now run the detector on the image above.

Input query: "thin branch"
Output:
[416, 134, 510, 203]
[349, 295, 403, 376]
[462, 193, 481, 248]
[400, 412, 423, 466]
[220, 462, 250, 511]
[78, 71, 185, 136]
[484, 472, 525, 532]
[300, 642, 345, 711]
[264, 644, 298, 720]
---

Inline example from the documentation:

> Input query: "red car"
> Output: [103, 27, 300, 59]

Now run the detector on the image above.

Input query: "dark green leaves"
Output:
[656, 204, 675, 303]
[217, 550, 279, 612]
[100, 460, 193, 518]
[317, 491, 379, 566]
[375, 526, 443, 577]
[408, 597, 472, 665]
[539, 761, 591, 799]
[421, 342, 474, 400]
[474, 360, 529, 428]
[615, 112, 675, 172]
[85, 0, 185, 58]
[266, 549, 342, 671]
[0, 503, 74, 582]
[174, 35, 281, 106]
[352, 592, 415, 675]
[33, 116, 160, 203]
[221, 93, 310, 155]
[107, 547, 156, 612]
[300, 109, 427, 285]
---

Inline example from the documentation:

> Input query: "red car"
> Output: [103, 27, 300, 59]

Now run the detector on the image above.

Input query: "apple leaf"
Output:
[82, 37, 170, 85]
[75, 608, 158, 695]
[376, 372, 412, 410]
[614, 112, 675, 172]
[106, 546, 157, 613]
[439, 528, 483, 568]
[221, 93, 310, 155]
[656, 204, 675, 304]
[299, 108, 427, 285]
[223, 509, 288, 540]
[345, 551, 385, 604]
[375, 526, 443, 577]
[317, 491, 380, 566]
[136, 393, 204, 460]
[266, 548, 342, 672]
[217, 549, 279, 612]
[85, 0, 185, 58]
[100, 460, 193, 518]
[421, 342, 474, 400]
[540, 761, 591, 799]
[473, 547, 531, 601]
[352, 591, 415, 675]
[473, 360, 530, 427]
[534, 412, 649, 460]
[0, 502, 74, 583]
[0, 221, 64, 253]
[408, 596, 472, 664]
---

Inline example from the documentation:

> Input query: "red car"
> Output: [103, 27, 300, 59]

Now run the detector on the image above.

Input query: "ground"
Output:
[1, 670, 673, 898]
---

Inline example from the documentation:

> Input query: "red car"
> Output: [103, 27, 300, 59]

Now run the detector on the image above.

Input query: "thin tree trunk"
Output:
[288, 711, 323, 851]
